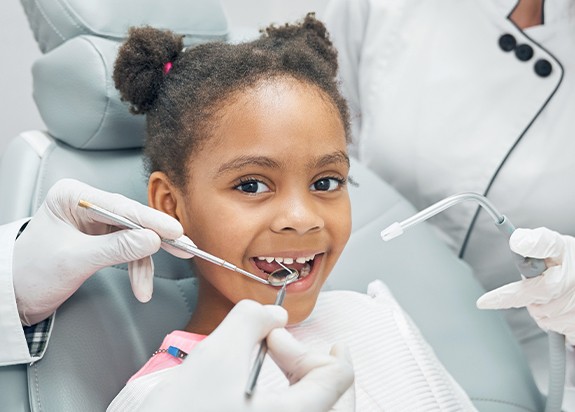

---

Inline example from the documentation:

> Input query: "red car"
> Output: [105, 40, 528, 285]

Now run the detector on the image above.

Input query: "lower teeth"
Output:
[265, 262, 312, 285]
[300, 262, 311, 277]
[268, 269, 298, 286]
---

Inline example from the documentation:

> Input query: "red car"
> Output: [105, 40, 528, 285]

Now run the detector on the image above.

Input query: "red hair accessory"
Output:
[163, 62, 173, 74]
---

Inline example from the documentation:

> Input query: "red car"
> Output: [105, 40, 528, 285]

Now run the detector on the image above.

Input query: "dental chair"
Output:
[0, 0, 545, 410]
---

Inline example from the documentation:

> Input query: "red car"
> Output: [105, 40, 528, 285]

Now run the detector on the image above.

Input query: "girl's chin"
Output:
[284, 301, 317, 325]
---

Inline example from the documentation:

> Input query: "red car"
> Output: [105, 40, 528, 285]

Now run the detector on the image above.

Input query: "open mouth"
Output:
[251, 253, 319, 282]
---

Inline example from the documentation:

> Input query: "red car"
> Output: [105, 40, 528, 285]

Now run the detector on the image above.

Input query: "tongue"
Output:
[254, 259, 305, 274]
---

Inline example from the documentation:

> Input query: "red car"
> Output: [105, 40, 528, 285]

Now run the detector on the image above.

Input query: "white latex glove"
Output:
[140, 300, 354, 412]
[13, 178, 190, 326]
[477, 227, 575, 345]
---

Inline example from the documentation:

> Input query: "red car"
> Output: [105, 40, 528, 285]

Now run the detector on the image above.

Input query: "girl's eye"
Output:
[311, 177, 345, 192]
[235, 179, 270, 194]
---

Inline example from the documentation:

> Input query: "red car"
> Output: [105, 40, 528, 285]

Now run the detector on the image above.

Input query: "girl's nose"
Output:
[270, 195, 324, 235]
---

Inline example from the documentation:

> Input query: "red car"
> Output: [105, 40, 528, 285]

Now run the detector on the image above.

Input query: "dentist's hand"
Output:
[140, 300, 354, 412]
[13, 178, 189, 326]
[477, 227, 575, 344]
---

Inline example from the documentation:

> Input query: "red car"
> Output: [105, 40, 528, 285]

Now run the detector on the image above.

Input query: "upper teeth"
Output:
[257, 255, 315, 264]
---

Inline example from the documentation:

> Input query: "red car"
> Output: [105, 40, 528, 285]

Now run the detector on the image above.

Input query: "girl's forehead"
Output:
[213, 79, 346, 142]
[187, 85, 348, 177]
[184, 77, 347, 177]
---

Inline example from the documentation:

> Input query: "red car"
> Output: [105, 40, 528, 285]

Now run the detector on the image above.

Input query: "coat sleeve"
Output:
[0, 218, 52, 366]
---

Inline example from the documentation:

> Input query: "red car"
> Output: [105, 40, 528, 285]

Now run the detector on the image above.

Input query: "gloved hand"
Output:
[140, 300, 354, 412]
[13, 178, 190, 326]
[477, 227, 575, 345]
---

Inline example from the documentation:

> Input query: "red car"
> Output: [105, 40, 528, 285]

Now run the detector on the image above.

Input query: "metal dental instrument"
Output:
[268, 267, 299, 286]
[77, 199, 270, 285]
[245, 262, 292, 397]
[380, 192, 547, 278]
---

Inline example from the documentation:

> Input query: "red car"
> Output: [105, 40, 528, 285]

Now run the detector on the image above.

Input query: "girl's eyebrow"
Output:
[216, 156, 282, 176]
[215, 151, 350, 177]
[310, 151, 350, 169]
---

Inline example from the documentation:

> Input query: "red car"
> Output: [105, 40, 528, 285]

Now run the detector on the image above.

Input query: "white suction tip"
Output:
[380, 222, 404, 241]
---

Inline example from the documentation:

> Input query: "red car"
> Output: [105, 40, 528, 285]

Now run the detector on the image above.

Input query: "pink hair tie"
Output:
[163, 62, 173, 74]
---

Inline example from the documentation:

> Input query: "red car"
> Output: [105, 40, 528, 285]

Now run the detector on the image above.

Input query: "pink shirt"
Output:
[129, 330, 206, 382]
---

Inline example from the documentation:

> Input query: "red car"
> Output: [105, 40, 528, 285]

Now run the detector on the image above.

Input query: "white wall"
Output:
[221, 0, 328, 29]
[0, 1, 329, 156]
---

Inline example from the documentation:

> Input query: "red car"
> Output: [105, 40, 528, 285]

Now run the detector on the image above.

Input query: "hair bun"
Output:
[113, 26, 184, 114]
[263, 13, 338, 76]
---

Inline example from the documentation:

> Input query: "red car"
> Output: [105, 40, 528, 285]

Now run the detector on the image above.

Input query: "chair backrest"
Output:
[0, 1, 544, 410]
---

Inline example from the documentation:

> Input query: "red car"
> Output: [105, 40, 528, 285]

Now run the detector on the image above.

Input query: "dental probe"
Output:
[245, 262, 292, 397]
[77, 199, 269, 285]
[380, 192, 547, 278]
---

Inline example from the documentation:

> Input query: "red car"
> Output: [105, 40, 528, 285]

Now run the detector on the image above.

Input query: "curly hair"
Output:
[113, 13, 350, 188]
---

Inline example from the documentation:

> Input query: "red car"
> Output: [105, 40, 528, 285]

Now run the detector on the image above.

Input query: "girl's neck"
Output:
[185, 277, 234, 335]
[510, 0, 544, 29]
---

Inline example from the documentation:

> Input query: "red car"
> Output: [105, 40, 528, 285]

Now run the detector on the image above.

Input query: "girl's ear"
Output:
[148, 171, 181, 221]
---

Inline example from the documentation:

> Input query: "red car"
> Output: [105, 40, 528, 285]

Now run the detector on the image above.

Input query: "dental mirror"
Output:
[267, 267, 299, 286]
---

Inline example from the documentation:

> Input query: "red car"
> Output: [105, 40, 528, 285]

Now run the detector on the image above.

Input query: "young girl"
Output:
[108, 14, 476, 411]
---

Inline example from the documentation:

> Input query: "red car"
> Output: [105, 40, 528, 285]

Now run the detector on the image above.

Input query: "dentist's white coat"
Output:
[0, 219, 38, 365]
[325, 0, 575, 344]
[325, 0, 575, 405]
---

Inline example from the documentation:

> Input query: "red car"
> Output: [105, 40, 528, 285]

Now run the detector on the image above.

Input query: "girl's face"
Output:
[149, 77, 351, 334]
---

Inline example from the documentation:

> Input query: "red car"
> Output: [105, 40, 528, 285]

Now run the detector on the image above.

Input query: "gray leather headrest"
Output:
[32, 36, 146, 149]
[24, 0, 230, 150]
[21, 0, 228, 53]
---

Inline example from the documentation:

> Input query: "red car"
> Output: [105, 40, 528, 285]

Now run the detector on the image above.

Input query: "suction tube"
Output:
[380, 193, 546, 277]
[380, 192, 564, 411]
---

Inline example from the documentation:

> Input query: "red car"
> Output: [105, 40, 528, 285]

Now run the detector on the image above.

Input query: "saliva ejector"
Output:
[380, 192, 546, 278]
